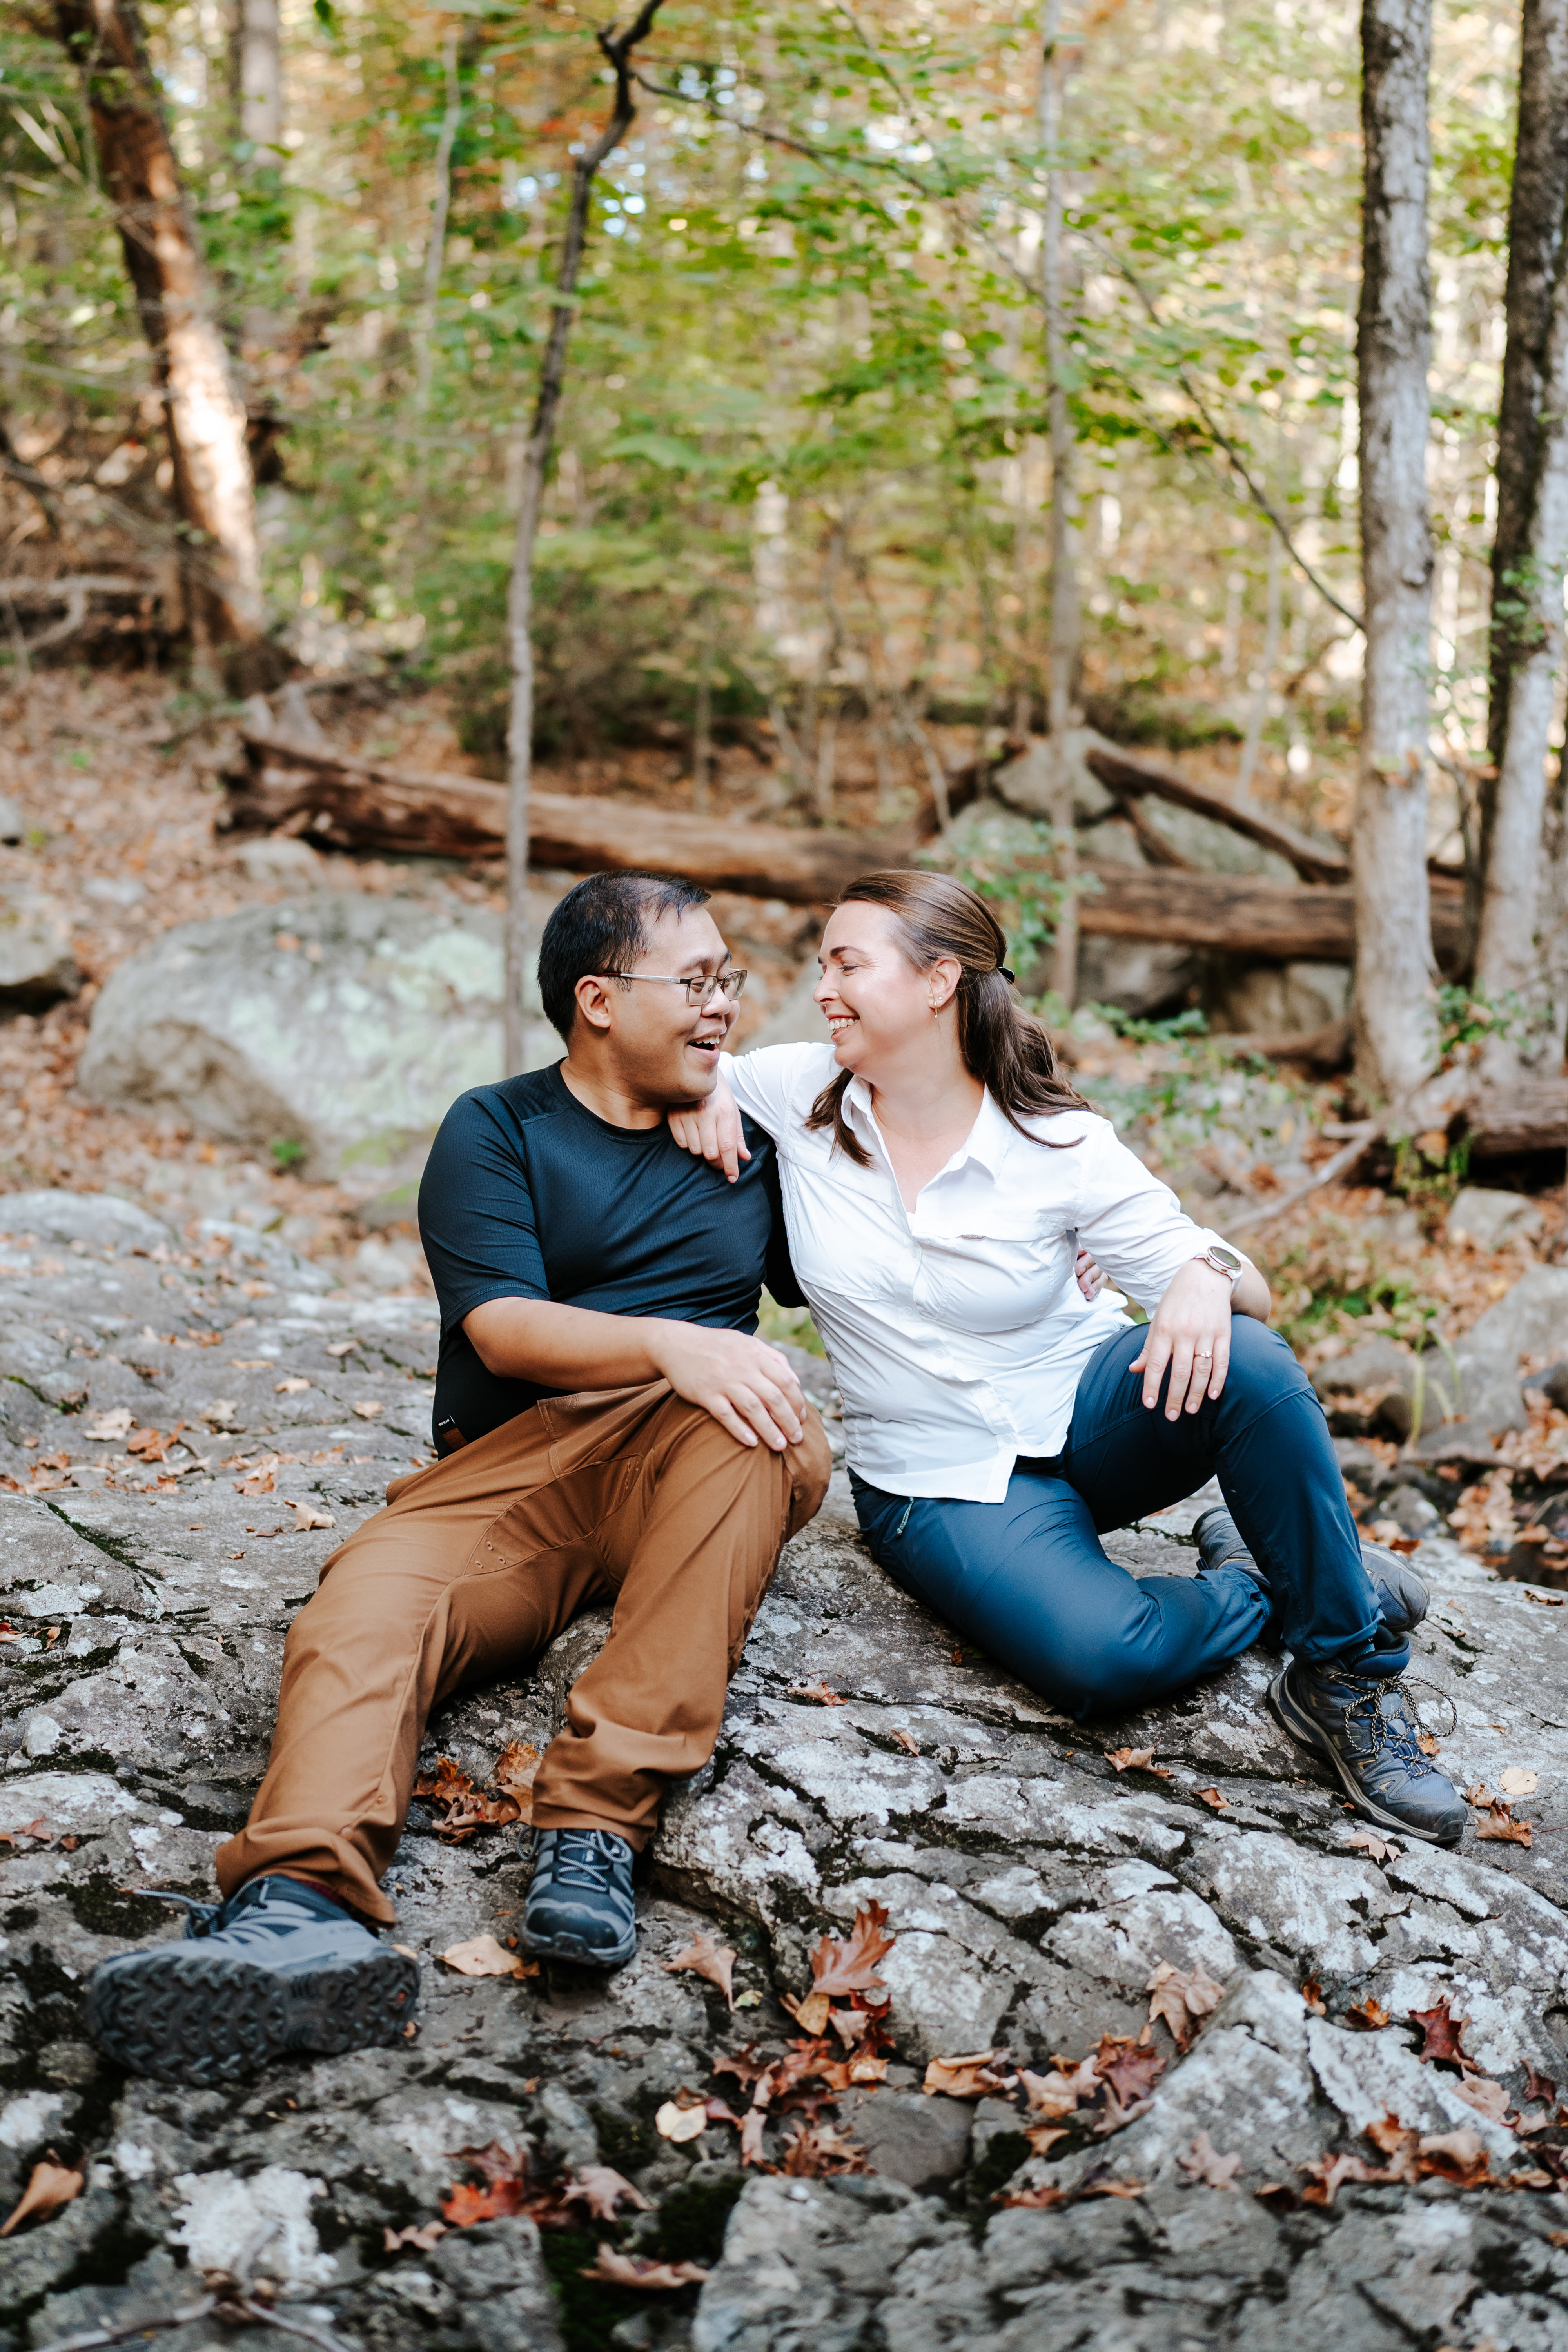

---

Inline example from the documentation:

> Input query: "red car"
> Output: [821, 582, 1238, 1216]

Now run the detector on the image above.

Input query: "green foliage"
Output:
[270, 1137, 307, 1171]
[1264, 1219, 1446, 1357]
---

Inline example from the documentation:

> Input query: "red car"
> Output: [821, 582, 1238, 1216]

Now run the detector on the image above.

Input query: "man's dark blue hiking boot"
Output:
[86, 1874, 418, 2087]
[1267, 1659, 1466, 1846]
[1193, 1504, 1428, 1633]
[521, 1828, 637, 1967]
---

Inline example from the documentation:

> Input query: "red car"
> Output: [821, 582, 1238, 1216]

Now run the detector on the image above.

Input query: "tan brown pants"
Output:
[216, 1382, 830, 1924]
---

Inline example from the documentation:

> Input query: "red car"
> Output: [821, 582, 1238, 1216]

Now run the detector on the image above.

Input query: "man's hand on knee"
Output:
[647, 1322, 806, 1453]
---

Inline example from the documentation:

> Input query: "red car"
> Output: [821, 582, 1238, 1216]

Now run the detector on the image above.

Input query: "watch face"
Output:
[1212, 1245, 1242, 1273]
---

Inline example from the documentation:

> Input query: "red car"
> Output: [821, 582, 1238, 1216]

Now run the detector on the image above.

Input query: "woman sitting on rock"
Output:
[670, 868, 1462, 1848]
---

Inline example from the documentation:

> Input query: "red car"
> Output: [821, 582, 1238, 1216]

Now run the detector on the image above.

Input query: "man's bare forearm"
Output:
[464, 1297, 667, 1388]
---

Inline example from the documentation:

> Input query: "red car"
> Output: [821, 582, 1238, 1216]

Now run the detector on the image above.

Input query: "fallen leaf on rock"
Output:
[1477, 1808, 1534, 1846]
[1300, 2151, 1381, 2208]
[782, 1990, 832, 2037]
[275, 1377, 311, 1394]
[492, 1739, 541, 1817]
[790, 1681, 844, 1706]
[1096, 2037, 1167, 2107]
[808, 1901, 895, 2000]
[1414, 2127, 1492, 2187]
[1019, 2055, 1101, 2119]
[1300, 1978, 1327, 2016]
[0, 1818, 50, 1849]
[663, 1932, 737, 2008]
[1178, 2132, 1241, 2190]
[384, 2221, 447, 2251]
[1091, 2087, 1155, 2137]
[655, 2095, 712, 2144]
[923, 2049, 1013, 2099]
[83, 1408, 132, 1441]
[1344, 1831, 1400, 1864]
[326, 1339, 358, 1357]
[414, 1756, 522, 1841]
[1194, 1786, 1229, 1810]
[441, 2143, 559, 2229]
[1408, 2000, 1479, 2072]
[289, 1500, 336, 1532]
[1362, 2114, 1420, 2179]
[234, 1467, 276, 1496]
[1451, 2074, 1511, 2123]
[779, 2121, 869, 2176]
[1345, 1998, 1392, 2031]
[712, 2045, 770, 2091]
[1, 2160, 83, 2236]
[127, 1423, 183, 1460]
[1526, 2065, 1559, 2106]
[1253, 2183, 1299, 2212]
[889, 1728, 921, 1755]
[1079, 2172, 1145, 2200]
[440, 1935, 535, 1980]
[580, 2246, 709, 2289]
[352, 1401, 384, 1419]
[1417, 1733, 1443, 1755]
[1025, 2125, 1068, 2157]
[740, 2108, 768, 2166]
[561, 2167, 653, 2223]
[1105, 1747, 1163, 1774]
[1500, 1768, 1539, 1796]
[735, 1990, 762, 2011]
[1526, 1590, 1567, 1607]
[1146, 1958, 1227, 2049]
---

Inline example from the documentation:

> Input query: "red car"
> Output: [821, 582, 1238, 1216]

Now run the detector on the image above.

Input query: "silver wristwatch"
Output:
[1194, 1242, 1244, 1286]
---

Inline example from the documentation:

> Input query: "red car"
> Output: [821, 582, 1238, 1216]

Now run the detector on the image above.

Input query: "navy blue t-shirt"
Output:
[419, 1062, 800, 1451]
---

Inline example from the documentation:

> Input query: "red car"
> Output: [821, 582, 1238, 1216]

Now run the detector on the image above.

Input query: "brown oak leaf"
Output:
[1104, 1747, 1169, 1777]
[561, 2168, 654, 2224]
[780, 2121, 869, 2176]
[1146, 1958, 1228, 2048]
[1194, 1786, 1229, 1811]
[1450, 2075, 1511, 2124]
[1178, 2131, 1241, 2190]
[580, 2246, 710, 2288]
[889, 1728, 921, 1755]
[1408, 1999, 1479, 2073]
[922, 2049, 1013, 2099]
[808, 1902, 895, 2000]
[663, 1933, 737, 2009]
[1526, 2065, 1559, 2106]
[1345, 1998, 1391, 2031]
[1019, 2055, 1101, 2118]
[1414, 2127, 1492, 2187]
[1, 2160, 82, 2238]
[1299, 1978, 1327, 2016]
[440, 1935, 536, 1980]
[383, 2221, 447, 2251]
[1095, 2037, 1167, 2108]
[1299, 2152, 1380, 2208]
[790, 1682, 844, 1706]
[1476, 1808, 1534, 1846]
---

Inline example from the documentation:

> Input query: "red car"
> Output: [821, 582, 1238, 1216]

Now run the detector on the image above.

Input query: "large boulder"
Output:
[78, 893, 559, 1186]
[0, 887, 79, 1009]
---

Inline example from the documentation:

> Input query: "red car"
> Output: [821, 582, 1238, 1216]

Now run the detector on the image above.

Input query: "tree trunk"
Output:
[1472, 187, 1568, 1071]
[1235, 529, 1282, 799]
[414, 26, 461, 417]
[1041, 0, 1080, 1006]
[234, 0, 281, 154]
[1480, 0, 1568, 899]
[504, 0, 667, 1076]
[1352, 0, 1438, 1101]
[54, 0, 263, 646]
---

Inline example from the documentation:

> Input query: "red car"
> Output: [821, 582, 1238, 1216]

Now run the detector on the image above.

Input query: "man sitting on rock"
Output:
[87, 871, 831, 2084]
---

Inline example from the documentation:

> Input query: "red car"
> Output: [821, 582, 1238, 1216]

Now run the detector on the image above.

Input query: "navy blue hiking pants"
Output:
[850, 1317, 1398, 1721]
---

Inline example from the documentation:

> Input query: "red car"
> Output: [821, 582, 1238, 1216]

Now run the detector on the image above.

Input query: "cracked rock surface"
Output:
[5, 1192, 1568, 2349]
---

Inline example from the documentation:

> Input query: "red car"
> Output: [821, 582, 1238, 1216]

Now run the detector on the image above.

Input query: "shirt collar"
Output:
[843, 1077, 1009, 1183]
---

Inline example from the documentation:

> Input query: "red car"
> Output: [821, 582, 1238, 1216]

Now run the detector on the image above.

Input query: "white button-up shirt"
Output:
[726, 1042, 1250, 1504]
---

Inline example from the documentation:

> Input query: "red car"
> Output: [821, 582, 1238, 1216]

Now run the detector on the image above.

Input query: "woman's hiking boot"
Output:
[522, 1828, 637, 1967]
[86, 1873, 418, 2086]
[1267, 1659, 1466, 1846]
[1192, 1504, 1429, 1633]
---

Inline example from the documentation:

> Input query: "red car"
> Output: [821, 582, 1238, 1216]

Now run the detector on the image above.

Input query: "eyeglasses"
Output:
[599, 969, 748, 1006]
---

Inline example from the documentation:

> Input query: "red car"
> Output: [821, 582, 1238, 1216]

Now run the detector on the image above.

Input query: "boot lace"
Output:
[1340, 1673, 1456, 1764]
[547, 1830, 628, 1893]
[130, 1888, 226, 1938]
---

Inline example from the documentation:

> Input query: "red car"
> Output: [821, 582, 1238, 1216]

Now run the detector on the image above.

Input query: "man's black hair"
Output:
[537, 870, 712, 1045]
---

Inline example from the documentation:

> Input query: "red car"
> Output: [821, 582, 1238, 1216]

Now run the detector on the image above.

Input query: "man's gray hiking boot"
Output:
[521, 1828, 637, 1967]
[86, 1873, 418, 2087]
[1192, 1504, 1428, 1633]
[1267, 1659, 1466, 1846]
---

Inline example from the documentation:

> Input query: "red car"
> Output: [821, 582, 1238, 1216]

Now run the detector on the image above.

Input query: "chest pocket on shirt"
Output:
[916, 1218, 1073, 1334]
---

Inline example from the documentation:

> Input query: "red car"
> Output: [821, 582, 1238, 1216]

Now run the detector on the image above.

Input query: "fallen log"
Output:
[1462, 1079, 1568, 1159]
[225, 731, 913, 904]
[1083, 743, 1352, 885]
[1072, 865, 1465, 969]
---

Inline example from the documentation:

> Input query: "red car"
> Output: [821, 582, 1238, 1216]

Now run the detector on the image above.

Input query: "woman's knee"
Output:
[1224, 1315, 1311, 1406]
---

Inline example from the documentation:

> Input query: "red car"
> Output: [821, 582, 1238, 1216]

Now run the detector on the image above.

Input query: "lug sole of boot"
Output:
[87, 1944, 419, 2085]
[519, 1918, 637, 1969]
[1267, 1666, 1463, 1847]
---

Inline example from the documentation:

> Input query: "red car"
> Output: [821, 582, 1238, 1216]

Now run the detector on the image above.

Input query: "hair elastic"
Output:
[998, 966, 1015, 985]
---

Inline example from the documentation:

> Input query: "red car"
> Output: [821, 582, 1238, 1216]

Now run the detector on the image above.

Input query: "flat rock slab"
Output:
[3, 1198, 1568, 2348]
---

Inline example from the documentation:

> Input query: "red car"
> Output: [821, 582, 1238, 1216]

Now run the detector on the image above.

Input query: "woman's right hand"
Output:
[668, 1074, 750, 1183]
